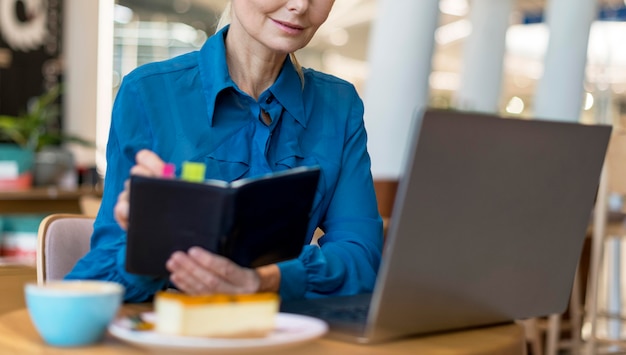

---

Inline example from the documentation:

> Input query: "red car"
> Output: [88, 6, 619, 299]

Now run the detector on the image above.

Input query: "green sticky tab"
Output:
[181, 161, 206, 182]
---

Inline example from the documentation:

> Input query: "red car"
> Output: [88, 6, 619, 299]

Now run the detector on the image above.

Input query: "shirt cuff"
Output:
[116, 245, 166, 302]
[277, 258, 307, 301]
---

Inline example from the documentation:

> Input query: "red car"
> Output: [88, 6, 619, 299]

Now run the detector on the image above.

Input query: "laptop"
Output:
[281, 108, 612, 344]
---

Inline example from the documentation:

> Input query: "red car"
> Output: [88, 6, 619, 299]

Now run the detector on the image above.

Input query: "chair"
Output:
[521, 268, 585, 355]
[533, 131, 626, 355]
[543, 266, 585, 355]
[36, 214, 94, 284]
[584, 130, 626, 353]
[522, 135, 626, 355]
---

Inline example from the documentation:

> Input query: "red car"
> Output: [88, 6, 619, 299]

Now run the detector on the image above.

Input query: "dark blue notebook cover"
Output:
[126, 166, 320, 276]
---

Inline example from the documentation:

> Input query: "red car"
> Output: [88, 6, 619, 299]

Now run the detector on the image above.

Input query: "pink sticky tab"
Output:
[162, 163, 176, 178]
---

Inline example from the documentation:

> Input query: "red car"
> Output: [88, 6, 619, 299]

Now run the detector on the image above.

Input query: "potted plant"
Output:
[0, 85, 94, 189]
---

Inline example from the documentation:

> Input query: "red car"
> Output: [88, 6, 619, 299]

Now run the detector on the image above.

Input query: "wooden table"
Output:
[0, 263, 36, 315]
[0, 303, 527, 354]
[0, 187, 101, 214]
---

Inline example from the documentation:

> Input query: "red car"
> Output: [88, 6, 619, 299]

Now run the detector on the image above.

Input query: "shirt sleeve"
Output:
[277, 91, 384, 301]
[64, 79, 168, 302]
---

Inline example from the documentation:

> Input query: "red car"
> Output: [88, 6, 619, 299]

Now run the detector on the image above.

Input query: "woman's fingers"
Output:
[167, 249, 260, 294]
[167, 252, 238, 294]
[114, 182, 130, 230]
[187, 247, 250, 283]
[129, 165, 157, 177]
[115, 150, 166, 230]
[135, 149, 166, 176]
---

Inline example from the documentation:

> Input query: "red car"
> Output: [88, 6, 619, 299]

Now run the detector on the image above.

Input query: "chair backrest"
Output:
[36, 214, 94, 284]
[606, 131, 626, 197]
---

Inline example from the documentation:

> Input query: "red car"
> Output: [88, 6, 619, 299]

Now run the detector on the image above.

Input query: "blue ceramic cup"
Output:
[25, 280, 124, 347]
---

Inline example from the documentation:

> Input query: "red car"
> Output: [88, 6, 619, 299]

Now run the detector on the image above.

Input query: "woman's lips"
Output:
[273, 19, 305, 35]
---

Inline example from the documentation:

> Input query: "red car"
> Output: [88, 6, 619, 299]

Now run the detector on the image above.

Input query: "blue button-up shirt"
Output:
[66, 26, 383, 302]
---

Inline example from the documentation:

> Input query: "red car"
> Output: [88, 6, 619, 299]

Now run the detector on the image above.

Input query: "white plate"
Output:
[108, 312, 328, 354]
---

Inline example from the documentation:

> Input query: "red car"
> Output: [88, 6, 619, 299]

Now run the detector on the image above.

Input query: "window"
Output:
[112, 1, 217, 93]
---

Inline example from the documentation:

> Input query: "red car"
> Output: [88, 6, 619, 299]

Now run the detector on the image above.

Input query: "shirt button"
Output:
[265, 96, 273, 104]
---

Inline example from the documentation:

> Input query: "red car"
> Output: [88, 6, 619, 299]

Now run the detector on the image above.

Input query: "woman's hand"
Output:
[114, 149, 166, 230]
[167, 247, 281, 295]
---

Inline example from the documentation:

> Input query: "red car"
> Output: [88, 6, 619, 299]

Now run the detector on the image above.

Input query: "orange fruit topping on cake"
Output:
[154, 292, 279, 337]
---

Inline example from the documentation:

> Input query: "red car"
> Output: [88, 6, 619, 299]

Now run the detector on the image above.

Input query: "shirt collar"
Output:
[268, 55, 307, 127]
[198, 25, 307, 127]
[198, 26, 232, 126]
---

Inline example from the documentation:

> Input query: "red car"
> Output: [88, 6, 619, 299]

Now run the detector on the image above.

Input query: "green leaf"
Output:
[0, 84, 95, 151]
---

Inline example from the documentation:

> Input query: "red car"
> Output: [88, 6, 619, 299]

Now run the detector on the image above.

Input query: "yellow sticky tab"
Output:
[181, 161, 206, 182]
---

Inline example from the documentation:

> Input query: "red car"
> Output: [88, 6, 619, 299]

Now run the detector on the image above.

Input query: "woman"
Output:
[66, 0, 383, 302]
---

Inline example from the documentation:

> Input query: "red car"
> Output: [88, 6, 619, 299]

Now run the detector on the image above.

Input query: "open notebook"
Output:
[281, 109, 611, 344]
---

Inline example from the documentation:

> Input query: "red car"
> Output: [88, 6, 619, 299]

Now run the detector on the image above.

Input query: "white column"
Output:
[364, 0, 440, 179]
[63, 0, 113, 168]
[120, 19, 139, 78]
[454, 0, 513, 113]
[533, 0, 597, 122]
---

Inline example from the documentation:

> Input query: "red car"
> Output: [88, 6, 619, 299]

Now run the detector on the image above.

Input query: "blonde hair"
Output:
[216, 2, 305, 87]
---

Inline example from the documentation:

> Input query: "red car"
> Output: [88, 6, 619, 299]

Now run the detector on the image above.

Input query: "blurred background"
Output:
[0, 0, 626, 177]
[105, 0, 626, 179]
[111, 0, 626, 121]
[2, 0, 625, 178]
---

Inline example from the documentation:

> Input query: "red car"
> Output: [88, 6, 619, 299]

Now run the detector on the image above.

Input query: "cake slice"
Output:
[154, 292, 279, 337]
